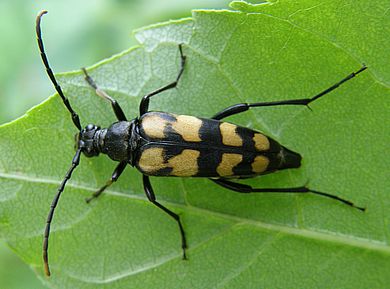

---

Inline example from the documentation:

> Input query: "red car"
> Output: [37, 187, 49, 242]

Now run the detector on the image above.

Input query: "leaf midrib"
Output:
[1, 170, 389, 256]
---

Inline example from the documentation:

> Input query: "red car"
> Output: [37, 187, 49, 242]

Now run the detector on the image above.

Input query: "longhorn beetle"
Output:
[36, 10, 367, 276]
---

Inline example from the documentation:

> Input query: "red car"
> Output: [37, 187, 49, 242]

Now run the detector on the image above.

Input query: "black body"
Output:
[83, 112, 301, 178]
[139, 112, 301, 177]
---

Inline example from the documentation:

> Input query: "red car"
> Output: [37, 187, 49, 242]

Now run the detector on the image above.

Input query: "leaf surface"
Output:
[0, 1, 389, 288]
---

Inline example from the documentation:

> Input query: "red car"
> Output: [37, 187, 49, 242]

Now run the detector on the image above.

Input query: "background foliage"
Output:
[0, 0, 229, 125]
[0, 0, 389, 288]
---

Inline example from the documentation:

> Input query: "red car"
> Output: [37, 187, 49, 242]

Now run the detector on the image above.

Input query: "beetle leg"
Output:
[82, 68, 127, 121]
[210, 178, 365, 211]
[212, 65, 367, 120]
[143, 175, 187, 259]
[139, 44, 186, 116]
[86, 161, 127, 203]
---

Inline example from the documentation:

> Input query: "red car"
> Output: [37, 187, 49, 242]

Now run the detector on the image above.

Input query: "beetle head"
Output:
[76, 124, 101, 157]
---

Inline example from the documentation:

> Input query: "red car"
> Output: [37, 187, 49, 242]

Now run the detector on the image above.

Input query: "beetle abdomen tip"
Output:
[280, 147, 302, 169]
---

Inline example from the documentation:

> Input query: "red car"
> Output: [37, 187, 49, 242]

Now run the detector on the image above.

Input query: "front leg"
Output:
[139, 44, 186, 116]
[82, 68, 127, 121]
[86, 161, 127, 203]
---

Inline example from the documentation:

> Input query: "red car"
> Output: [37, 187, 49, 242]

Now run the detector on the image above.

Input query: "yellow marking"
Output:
[252, 155, 269, 173]
[253, 133, 270, 151]
[169, 149, 200, 176]
[220, 122, 243, 147]
[138, 147, 165, 172]
[172, 115, 202, 142]
[138, 147, 200, 176]
[141, 114, 168, 139]
[217, 153, 243, 176]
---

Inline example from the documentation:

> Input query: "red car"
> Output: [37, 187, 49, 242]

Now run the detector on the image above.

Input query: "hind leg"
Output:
[210, 178, 365, 211]
[212, 65, 367, 120]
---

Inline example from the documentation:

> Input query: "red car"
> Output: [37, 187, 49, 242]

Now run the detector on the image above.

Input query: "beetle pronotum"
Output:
[36, 10, 366, 276]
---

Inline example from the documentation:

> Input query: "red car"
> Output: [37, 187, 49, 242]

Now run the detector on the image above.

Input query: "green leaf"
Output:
[1, 1, 389, 288]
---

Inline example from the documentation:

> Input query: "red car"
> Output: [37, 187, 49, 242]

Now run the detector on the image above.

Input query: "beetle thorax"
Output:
[100, 121, 133, 162]
[77, 121, 135, 163]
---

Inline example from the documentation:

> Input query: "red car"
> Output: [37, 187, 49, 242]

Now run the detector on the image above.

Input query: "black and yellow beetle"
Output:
[36, 11, 366, 276]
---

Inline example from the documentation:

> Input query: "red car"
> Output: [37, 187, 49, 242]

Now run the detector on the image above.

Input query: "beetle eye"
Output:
[86, 124, 94, 131]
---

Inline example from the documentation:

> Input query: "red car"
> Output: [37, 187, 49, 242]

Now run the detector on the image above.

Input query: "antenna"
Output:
[42, 149, 82, 276]
[36, 10, 84, 276]
[36, 10, 82, 131]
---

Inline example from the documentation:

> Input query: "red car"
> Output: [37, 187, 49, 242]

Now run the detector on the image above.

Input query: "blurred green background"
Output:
[0, 0, 229, 288]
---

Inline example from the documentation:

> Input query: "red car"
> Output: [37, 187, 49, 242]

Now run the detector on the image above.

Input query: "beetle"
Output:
[36, 10, 367, 276]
